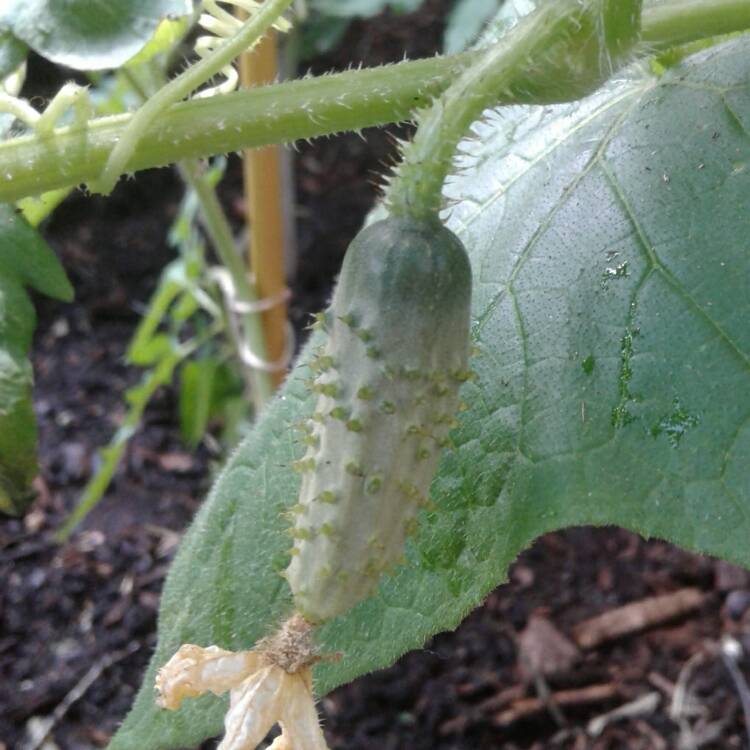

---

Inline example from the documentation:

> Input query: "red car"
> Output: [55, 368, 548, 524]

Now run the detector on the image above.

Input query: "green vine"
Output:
[642, 0, 750, 50]
[0, 0, 747, 204]
[0, 53, 472, 203]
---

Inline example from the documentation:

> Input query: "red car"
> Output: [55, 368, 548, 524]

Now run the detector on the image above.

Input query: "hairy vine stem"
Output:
[0, 53, 472, 203]
[0, 0, 747, 204]
[642, 0, 750, 50]
[92, 0, 295, 194]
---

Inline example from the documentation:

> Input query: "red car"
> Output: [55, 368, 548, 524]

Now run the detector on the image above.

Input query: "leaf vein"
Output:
[453, 82, 651, 239]
[600, 160, 750, 373]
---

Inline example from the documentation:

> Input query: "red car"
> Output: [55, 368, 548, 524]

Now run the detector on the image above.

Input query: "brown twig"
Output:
[572, 588, 706, 650]
[493, 683, 619, 728]
[23, 641, 140, 750]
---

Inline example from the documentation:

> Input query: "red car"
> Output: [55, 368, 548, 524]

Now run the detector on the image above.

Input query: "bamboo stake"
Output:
[239, 29, 289, 388]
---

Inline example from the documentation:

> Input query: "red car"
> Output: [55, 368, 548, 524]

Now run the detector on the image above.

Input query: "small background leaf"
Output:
[179, 358, 218, 447]
[110, 38, 750, 750]
[0, 205, 73, 514]
[309, 0, 424, 17]
[0, 30, 27, 79]
[0, 208, 74, 304]
[298, 0, 427, 57]
[0, 0, 194, 70]
[443, 0, 503, 53]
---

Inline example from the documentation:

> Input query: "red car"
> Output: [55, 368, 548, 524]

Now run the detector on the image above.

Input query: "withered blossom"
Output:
[156, 617, 329, 750]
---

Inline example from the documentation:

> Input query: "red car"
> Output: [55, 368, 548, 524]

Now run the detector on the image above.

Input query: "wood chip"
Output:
[715, 560, 749, 591]
[572, 588, 706, 650]
[518, 615, 580, 680]
[157, 452, 195, 473]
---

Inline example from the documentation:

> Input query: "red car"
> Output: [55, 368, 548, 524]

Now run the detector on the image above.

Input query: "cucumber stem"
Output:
[386, 0, 641, 219]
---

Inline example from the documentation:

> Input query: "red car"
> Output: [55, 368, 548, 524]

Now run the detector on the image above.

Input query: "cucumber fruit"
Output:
[286, 214, 472, 624]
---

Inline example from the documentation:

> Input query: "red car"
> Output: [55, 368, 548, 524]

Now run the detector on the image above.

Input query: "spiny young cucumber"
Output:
[286, 214, 472, 624]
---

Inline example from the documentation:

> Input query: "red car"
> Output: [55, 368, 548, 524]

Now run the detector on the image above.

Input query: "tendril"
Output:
[194, 0, 291, 98]
[0, 63, 91, 137]
[91, 0, 294, 194]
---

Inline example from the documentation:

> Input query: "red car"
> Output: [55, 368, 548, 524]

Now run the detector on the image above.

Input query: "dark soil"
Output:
[3, 4, 750, 749]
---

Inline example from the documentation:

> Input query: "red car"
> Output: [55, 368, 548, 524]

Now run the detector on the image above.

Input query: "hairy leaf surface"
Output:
[110, 38, 750, 750]
[0, 205, 73, 513]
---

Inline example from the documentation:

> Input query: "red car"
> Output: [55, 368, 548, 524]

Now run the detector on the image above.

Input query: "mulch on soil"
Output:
[3, 3, 750, 749]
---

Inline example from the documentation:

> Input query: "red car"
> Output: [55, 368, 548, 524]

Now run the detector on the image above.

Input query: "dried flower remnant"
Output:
[155, 616, 329, 750]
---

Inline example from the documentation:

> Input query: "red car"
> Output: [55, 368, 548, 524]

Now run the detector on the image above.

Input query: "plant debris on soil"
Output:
[3, 3, 750, 749]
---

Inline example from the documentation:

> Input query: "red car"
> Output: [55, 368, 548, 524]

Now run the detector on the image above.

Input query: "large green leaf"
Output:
[0, 30, 27, 79]
[110, 37, 750, 750]
[0, 0, 193, 70]
[0, 205, 73, 513]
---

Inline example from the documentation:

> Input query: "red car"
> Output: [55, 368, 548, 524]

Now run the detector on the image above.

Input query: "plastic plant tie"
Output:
[210, 265, 294, 373]
[235, 319, 295, 372]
